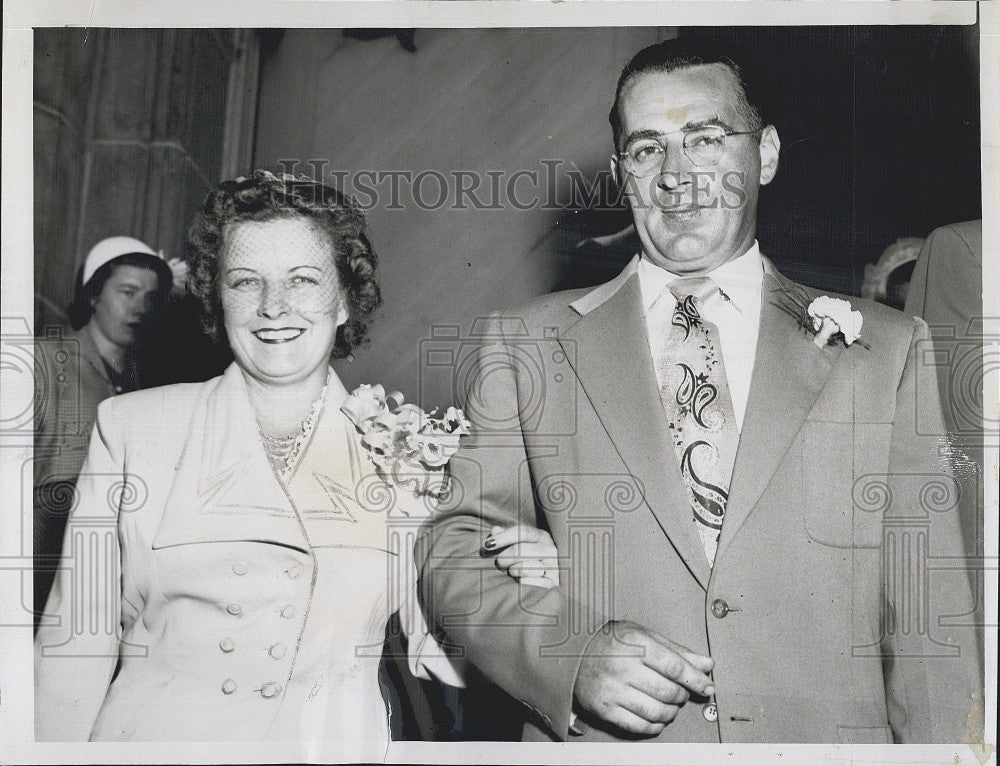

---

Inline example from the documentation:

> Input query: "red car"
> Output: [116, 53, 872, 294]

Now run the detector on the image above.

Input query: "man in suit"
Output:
[418, 38, 981, 743]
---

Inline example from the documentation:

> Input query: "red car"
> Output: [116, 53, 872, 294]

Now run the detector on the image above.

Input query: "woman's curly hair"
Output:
[187, 169, 382, 359]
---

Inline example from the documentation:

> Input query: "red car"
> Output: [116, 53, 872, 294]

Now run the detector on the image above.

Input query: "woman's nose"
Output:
[257, 282, 290, 318]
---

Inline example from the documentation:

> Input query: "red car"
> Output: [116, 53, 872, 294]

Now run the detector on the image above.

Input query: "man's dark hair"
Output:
[609, 36, 767, 151]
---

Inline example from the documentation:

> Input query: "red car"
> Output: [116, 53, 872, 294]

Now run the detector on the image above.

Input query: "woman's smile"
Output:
[252, 327, 306, 343]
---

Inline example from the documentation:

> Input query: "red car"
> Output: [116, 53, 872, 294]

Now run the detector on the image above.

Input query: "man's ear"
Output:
[610, 153, 622, 185]
[758, 125, 780, 186]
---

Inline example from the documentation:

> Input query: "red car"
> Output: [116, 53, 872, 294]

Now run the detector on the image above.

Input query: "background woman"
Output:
[33, 236, 172, 620]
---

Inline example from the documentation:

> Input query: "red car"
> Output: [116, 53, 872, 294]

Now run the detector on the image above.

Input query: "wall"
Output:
[254, 28, 672, 408]
[33, 29, 238, 332]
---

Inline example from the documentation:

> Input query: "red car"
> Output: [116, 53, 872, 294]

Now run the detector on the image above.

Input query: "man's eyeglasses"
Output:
[618, 125, 762, 176]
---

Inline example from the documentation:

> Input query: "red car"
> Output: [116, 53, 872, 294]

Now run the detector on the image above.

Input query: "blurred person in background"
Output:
[33, 236, 173, 621]
[904, 220, 985, 637]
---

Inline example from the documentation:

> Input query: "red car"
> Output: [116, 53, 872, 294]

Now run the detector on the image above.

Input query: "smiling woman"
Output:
[34, 170, 560, 753]
[33, 172, 425, 755]
[219, 218, 348, 388]
[186, 171, 382, 469]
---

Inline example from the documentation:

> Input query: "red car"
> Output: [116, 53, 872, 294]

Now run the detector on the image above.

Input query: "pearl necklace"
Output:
[258, 373, 330, 479]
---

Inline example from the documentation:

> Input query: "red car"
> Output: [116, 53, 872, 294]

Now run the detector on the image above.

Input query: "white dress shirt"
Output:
[637, 242, 765, 433]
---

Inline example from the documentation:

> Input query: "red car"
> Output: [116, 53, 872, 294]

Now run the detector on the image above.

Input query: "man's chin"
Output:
[641, 230, 718, 270]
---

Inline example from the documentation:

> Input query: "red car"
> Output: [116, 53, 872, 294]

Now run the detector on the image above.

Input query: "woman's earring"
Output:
[335, 299, 349, 328]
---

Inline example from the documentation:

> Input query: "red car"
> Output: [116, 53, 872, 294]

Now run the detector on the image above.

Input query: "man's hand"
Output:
[573, 621, 715, 736]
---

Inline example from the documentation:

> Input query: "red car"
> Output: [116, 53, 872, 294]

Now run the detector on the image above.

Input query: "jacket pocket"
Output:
[800, 420, 890, 549]
[836, 725, 894, 744]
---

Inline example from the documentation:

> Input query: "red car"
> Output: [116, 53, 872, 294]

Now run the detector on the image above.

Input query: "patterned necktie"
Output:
[655, 277, 739, 566]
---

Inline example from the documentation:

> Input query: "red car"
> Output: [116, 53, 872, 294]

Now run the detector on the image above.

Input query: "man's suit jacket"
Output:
[419, 255, 980, 744]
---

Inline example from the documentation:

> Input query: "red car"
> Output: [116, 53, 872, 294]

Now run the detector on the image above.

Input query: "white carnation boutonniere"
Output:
[806, 295, 864, 348]
[341, 383, 471, 502]
[773, 286, 868, 349]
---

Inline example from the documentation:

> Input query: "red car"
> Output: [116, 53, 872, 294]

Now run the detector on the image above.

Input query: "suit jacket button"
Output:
[710, 599, 729, 618]
[219, 637, 236, 653]
[232, 562, 249, 576]
[227, 603, 244, 617]
[269, 643, 287, 659]
[703, 703, 718, 722]
[260, 682, 281, 699]
[221, 678, 238, 695]
[280, 605, 295, 619]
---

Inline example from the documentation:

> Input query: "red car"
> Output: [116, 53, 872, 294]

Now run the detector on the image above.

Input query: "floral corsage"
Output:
[341, 383, 471, 500]
[775, 287, 867, 349]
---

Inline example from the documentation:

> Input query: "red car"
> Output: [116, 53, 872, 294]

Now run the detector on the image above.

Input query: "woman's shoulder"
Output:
[97, 376, 222, 419]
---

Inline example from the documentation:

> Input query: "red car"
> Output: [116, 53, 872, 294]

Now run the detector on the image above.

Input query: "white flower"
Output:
[807, 296, 864, 348]
[341, 383, 388, 428]
[166, 256, 189, 296]
[341, 383, 472, 495]
[412, 431, 463, 467]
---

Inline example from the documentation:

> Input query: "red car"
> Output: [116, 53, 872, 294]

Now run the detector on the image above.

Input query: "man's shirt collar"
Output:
[638, 242, 764, 316]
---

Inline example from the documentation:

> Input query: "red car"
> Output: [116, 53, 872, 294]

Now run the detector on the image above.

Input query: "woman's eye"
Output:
[231, 277, 259, 290]
[290, 275, 319, 285]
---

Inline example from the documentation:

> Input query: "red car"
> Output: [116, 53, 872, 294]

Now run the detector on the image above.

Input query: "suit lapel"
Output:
[561, 266, 711, 589]
[718, 271, 843, 557]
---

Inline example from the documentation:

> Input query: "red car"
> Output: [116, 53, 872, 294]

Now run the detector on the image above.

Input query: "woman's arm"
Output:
[34, 402, 126, 740]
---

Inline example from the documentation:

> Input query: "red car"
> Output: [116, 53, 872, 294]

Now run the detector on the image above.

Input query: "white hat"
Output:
[82, 236, 163, 287]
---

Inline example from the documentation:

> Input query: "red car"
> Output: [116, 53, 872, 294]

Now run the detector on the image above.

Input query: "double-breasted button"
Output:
[260, 682, 281, 699]
[227, 603, 244, 617]
[219, 637, 236, 653]
[710, 599, 729, 619]
[221, 678, 238, 695]
[232, 562, 248, 576]
[269, 643, 287, 660]
[286, 564, 303, 580]
[703, 703, 718, 722]
[280, 604, 295, 619]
